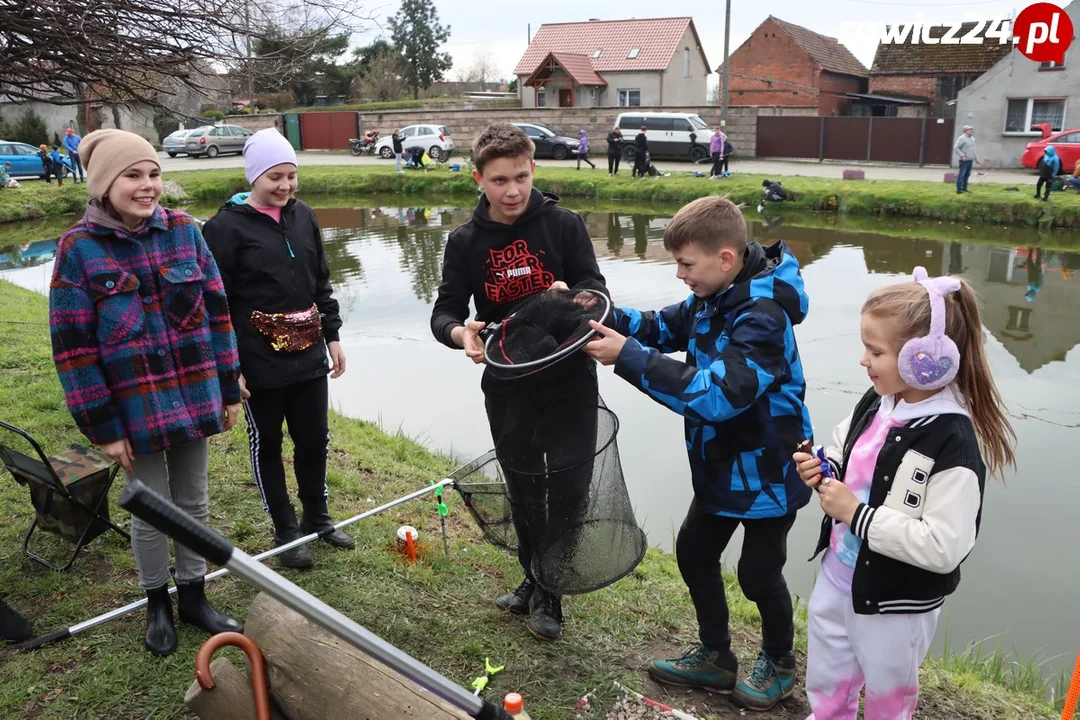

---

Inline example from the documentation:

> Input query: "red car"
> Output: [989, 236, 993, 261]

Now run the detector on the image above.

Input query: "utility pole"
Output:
[721, 0, 731, 120]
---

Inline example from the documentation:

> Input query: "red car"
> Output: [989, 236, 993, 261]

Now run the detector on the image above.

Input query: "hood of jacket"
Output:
[706, 240, 809, 327]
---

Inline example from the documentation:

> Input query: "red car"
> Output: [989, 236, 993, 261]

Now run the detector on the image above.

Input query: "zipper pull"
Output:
[285, 239, 295, 258]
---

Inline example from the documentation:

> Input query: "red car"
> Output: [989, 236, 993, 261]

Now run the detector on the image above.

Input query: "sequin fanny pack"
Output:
[250, 304, 323, 353]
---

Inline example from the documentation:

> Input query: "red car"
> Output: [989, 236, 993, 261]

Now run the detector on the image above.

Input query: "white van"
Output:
[614, 111, 712, 162]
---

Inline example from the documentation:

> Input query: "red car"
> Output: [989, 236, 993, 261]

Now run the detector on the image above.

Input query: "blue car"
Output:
[0, 140, 74, 179]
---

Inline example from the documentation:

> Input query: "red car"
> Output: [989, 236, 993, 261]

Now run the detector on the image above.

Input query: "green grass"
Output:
[0, 279, 1069, 719]
[4, 164, 1080, 230]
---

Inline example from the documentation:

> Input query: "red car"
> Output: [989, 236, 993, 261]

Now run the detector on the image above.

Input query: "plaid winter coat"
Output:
[49, 206, 242, 456]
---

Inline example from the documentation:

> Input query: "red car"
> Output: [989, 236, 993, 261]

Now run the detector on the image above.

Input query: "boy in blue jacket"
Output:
[584, 195, 812, 711]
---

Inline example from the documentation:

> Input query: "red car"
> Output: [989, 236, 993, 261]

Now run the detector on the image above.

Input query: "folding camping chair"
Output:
[0, 421, 130, 571]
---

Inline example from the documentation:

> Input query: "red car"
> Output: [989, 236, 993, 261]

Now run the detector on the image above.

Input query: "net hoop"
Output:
[481, 289, 611, 373]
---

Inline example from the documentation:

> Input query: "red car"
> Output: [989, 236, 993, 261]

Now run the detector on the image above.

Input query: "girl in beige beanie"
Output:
[49, 127, 245, 656]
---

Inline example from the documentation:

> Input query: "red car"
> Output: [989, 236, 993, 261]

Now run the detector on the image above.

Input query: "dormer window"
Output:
[627, 47, 640, 59]
[592, 48, 602, 59]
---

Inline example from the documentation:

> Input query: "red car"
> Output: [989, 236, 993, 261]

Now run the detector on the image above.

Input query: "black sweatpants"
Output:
[607, 153, 621, 174]
[633, 154, 647, 178]
[711, 152, 723, 177]
[242, 375, 330, 523]
[484, 364, 597, 593]
[677, 497, 796, 660]
[1036, 176, 1053, 199]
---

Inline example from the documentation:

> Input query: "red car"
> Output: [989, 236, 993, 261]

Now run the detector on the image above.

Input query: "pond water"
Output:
[3, 195, 1080, 676]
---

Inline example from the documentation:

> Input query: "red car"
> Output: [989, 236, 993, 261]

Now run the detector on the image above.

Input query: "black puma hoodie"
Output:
[430, 188, 607, 391]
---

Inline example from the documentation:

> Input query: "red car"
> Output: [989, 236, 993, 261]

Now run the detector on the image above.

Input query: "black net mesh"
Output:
[482, 289, 609, 379]
[450, 451, 518, 552]
[493, 387, 646, 596]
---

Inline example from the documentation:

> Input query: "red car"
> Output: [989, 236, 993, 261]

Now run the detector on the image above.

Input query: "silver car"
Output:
[162, 129, 196, 157]
[184, 124, 254, 158]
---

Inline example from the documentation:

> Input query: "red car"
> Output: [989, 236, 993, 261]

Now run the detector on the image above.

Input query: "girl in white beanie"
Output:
[202, 128, 352, 569]
[48, 128, 244, 656]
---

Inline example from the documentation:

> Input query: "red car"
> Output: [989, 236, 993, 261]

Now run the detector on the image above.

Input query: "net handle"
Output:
[481, 289, 611, 371]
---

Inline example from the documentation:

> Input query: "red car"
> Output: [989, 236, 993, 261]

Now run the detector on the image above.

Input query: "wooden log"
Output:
[244, 592, 471, 720]
[184, 656, 287, 720]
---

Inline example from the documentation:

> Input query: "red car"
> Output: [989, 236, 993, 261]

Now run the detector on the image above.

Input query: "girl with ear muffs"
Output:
[793, 267, 1016, 719]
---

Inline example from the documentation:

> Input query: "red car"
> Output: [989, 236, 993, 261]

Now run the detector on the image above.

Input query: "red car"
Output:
[1022, 124, 1080, 172]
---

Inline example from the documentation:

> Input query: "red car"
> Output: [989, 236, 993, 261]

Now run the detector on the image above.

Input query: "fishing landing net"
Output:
[456, 288, 646, 595]
[480, 288, 611, 380]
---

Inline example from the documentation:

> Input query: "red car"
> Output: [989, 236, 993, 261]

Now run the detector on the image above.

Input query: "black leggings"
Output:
[607, 153, 621, 174]
[676, 497, 796, 659]
[242, 375, 330, 522]
[711, 152, 723, 176]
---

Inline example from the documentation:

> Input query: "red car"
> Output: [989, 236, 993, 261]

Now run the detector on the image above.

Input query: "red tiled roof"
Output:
[765, 16, 868, 78]
[524, 53, 608, 87]
[871, 22, 1012, 74]
[513, 17, 703, 76]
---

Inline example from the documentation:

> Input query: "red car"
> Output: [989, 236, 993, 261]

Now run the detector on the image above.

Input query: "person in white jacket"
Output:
[794, 267, 1016, 720]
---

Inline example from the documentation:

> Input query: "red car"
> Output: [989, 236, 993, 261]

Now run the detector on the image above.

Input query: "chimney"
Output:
[589, 18, 601, 21]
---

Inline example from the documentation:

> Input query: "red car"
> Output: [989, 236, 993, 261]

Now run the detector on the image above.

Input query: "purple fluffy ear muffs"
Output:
[898, 266, 962, 390]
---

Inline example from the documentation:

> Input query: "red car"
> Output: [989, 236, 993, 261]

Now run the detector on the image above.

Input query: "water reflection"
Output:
[5, 201, 1080, 674]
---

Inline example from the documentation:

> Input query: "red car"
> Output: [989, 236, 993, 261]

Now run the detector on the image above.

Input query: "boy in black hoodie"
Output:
[430, 123, 608, 641]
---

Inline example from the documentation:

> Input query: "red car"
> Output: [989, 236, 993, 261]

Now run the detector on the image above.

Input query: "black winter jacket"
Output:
[202, 194, 342, 390]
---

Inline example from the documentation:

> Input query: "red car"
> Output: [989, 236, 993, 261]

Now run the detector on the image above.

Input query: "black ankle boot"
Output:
[0, 597, 31, 643]
[526, 587, 563, 641]
[177, 578, 243, 635]
[272, 504, 314, 569]
[495, 576, 536, 614]
[301, 499, 355, 550]
[144, 584, 177, 656]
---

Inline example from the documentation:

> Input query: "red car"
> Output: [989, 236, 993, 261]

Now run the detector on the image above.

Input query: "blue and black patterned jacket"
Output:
[612, 240, 813, 519]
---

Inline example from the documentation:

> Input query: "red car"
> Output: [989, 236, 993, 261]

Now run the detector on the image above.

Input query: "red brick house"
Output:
[867, 22, 1011, 117]
[720, 16, 868, 116]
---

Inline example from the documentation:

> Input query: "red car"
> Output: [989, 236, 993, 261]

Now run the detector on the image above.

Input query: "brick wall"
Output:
[869, 74, 937, 102]
[817, 71, 867, 116]
[223, 104, 817, 158]
[725, 17, 823, 109]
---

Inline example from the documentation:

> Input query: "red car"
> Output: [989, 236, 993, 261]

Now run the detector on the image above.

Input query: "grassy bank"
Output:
[0, 278, 1067, 720]
[3, 164, 1080, 229]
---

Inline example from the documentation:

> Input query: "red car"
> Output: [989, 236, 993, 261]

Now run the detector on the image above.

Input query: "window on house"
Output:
[592, 49, 602, 59]
[627, 48, 640, 59]
[537, 90, 546, 107]
[1040, 54, 1066, 69]
[683, 48, 690, 77]
[618, 89, 641, 106]
[1004, 98, 1065, 133]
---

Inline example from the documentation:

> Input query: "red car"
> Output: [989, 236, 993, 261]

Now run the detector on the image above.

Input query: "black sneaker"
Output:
[495, 577, 535, 614]
[526, 587, 563, 641]
[275, 531, 314, 569]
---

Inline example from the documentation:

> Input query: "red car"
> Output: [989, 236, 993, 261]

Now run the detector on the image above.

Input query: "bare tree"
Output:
[0, 0, 371, 108]
[350, 51, 406, 103]
[453, 52, 500, 92]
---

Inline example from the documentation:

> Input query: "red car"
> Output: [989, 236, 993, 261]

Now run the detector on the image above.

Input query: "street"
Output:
[157, 150, 1039, 185]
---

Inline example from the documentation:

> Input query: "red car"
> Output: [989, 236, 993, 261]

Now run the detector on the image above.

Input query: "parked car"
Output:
[614, 111, 711, 162]
[184, 124, 254, 158]
[1022, 125, 1080, 173]
[375, 124, 454, 161]
[0, 140, 74, 179]
[162, 129, 198, 157]
[513, 123, 580, 160]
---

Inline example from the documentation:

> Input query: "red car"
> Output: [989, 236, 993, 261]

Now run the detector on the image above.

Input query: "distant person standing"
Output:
[576, 129, 595, 170]
[953, 125, 976, 195]
[392, 129, 404, 173]
[63, 128, 84, 184]
[709, 127, 726, 179]
[633, 126, 648, 179]
[606, 127, 624, 175]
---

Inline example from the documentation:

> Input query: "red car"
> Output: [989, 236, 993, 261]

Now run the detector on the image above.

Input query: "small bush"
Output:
[202, 109, 225, 121]
[12, 107, 48, 147]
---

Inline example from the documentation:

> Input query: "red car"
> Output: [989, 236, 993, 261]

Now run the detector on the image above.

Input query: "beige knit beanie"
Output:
[80, 129, 161, 200]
